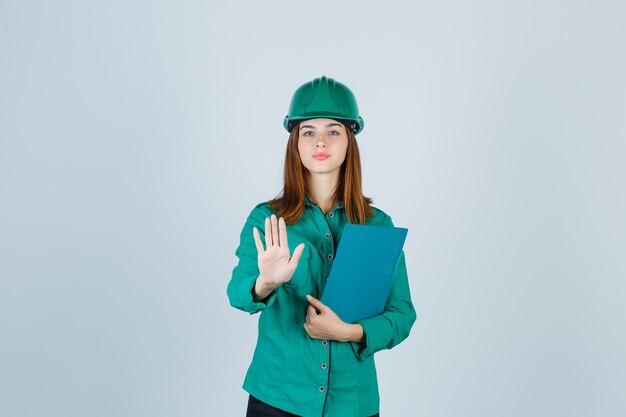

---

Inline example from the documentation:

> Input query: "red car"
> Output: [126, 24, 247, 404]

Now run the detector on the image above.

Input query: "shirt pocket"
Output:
[282, 245, 310, 288]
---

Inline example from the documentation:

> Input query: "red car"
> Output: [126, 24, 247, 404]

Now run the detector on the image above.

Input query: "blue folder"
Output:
[320, 223, 408, 323]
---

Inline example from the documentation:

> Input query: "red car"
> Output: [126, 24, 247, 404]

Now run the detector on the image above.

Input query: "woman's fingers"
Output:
[279, 216, 288, 249]
[270, 214, 279, 246]
[263, 214, 293, 250]
[290, 243, 306, 264]
[306, 294, 327, 313]
[264, 216, 272, 247]
[252, 227, 265, 255]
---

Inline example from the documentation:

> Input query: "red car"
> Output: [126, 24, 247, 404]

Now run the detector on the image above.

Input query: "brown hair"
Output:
[267, 120, 375, 225]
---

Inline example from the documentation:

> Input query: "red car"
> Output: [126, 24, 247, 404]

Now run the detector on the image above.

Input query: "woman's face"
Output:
[297, 118, 349, 176]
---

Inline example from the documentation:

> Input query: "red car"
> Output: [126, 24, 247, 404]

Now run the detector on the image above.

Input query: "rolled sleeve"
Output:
[230, 272, 281, 314]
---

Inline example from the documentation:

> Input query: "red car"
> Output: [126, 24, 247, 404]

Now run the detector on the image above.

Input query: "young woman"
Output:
[227, 75, 416, 417]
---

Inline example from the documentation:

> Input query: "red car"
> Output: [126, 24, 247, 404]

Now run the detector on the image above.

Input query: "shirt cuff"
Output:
[244, 275, 280, 314]
[349, 314, 392, 360]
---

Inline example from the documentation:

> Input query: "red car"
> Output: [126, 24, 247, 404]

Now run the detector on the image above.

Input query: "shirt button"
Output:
[322, 340, 328, 346]
[324, 233, 331, 239]
[327, 254, 334, 260]
[328, 212, 334, 218]
[321, 363, 327, 369]
[319, 386, 325, 392]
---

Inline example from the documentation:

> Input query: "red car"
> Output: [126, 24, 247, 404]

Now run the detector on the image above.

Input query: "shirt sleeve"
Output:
[226, 204, 281, 314]
[349, 215, 417, 360]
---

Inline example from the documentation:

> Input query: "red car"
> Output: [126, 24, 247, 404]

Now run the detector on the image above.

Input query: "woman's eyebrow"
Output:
[300, 123, 343, 130]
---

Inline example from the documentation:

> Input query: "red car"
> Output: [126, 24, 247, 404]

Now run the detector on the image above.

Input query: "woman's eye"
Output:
[302, 130, 340, 137]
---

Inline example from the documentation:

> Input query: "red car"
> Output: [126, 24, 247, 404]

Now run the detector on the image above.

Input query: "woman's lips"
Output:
[313, 154, 330, 160]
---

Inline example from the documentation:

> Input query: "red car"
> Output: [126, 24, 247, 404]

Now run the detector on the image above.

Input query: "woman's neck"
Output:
[307, 172, 340, 214]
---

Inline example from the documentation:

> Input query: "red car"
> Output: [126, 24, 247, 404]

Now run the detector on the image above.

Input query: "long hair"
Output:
[267, 121, 375, 225]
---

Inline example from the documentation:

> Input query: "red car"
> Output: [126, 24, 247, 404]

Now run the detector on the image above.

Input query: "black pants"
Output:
[246, 394, 380, 417]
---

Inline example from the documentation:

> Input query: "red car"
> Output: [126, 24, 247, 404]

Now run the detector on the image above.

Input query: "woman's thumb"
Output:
[290, 243, 306, 264]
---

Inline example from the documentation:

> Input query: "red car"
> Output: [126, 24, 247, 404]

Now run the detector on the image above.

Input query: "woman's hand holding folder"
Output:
[304, 294, 365, 343]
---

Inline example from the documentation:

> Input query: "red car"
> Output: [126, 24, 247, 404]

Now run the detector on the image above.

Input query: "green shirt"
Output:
[227, 196, 417, 417]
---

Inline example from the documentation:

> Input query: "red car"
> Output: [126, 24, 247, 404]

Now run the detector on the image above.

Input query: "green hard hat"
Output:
[283, 75, 364, 135]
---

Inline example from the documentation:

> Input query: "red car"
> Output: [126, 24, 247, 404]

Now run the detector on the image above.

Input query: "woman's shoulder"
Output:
[368, 204, 394, 226]
[237, 201, 274, 229]
[251, 200, 272, 211]
[245, 200, 275, 219]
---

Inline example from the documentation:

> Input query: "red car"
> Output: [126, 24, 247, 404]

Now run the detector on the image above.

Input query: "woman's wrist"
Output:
[339, 323, 365, 343]
[252, 276, 277, 302]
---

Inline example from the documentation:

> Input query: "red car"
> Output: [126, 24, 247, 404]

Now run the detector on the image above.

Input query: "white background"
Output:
[1, 1, 625, 416]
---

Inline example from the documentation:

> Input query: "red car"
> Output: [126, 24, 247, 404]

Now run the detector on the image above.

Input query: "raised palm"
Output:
[253, 214, 305, 287]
